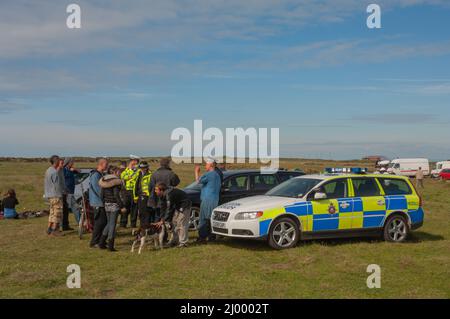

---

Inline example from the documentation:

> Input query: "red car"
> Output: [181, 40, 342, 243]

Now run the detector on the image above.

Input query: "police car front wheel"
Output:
[268, 217, 300, 249]
[383, 215, 409, 243]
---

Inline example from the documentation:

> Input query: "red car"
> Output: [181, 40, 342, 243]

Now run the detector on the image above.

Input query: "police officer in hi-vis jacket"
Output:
[134, 161, 152, 227]
[119, 155, 140, 228]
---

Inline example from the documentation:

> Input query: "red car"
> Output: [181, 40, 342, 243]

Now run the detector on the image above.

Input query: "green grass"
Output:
[0, 159, 449, 298]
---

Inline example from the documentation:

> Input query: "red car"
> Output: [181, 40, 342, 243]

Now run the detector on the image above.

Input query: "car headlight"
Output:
[235, 211, 263, 220]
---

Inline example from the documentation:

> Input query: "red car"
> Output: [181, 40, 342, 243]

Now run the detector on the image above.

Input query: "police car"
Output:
[211, 172, 424, 249]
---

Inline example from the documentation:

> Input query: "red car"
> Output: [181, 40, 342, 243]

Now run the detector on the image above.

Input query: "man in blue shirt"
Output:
[62, 157, 81, 230]
[195, 158, 221, 243]
[89, 157, 108, 248]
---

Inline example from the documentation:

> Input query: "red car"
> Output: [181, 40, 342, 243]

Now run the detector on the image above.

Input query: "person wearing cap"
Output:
[62, 157, 81, 230]
[195, 157, 221, 243]
[147, 157, 180, 223]
[134, 161, 153, 227]
[120, 156, 140, 228]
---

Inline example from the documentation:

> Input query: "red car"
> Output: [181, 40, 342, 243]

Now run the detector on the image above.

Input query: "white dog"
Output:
[131, 222, 172, 254]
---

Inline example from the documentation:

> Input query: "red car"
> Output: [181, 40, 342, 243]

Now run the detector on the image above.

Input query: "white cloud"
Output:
[292, 80, 450, 96]
[1, 0, 449, 59]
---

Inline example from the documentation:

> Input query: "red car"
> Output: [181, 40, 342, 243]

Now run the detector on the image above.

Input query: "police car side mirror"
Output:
[314, 191, 327, 200]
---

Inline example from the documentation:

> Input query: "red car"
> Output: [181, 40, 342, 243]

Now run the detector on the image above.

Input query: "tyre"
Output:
[189, 206, 200, 231]
[383, 214, 409, 242]
[268, 217, 300, 249]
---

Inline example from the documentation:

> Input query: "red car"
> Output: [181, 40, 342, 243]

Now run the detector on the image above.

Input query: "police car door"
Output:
[310, 178, 352, 232]
[350, 177, 386, 229]
[220, 174, 249, 204]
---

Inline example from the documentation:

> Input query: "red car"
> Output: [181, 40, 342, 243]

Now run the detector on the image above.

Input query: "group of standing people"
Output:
[44, 154, 224, 252]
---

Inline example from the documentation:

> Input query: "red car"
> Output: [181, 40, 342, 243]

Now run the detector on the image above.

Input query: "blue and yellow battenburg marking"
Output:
[258, 195, 424, 236]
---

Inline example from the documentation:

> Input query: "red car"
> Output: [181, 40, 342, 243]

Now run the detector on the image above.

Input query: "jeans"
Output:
[66, 194, 81, 224]
[4, 208, 17, 219]
[103, 203, 119, 241]
[62, 194, 70, 229]
[198, 197, 219, 240]
[90, 207, 107, 246]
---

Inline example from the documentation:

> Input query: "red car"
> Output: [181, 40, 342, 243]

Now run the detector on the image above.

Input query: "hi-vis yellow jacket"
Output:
[120, 167, 140, 192]
[133, 171, 152, 200]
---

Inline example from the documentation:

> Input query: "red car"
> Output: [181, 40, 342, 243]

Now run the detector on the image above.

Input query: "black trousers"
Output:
[138, 195, 151, 227]
[151, 208, 159, 223]
[90, 207, 107, 246]
[62, 194, 70, 229]
[120, 190, 138, 227]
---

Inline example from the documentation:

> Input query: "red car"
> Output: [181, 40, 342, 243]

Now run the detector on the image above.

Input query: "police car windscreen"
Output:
[266, 178, 321, 198]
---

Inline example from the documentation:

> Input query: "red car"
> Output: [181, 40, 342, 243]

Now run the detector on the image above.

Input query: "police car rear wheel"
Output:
[268, 218, 299, 249]
[384, 215, 408, 243]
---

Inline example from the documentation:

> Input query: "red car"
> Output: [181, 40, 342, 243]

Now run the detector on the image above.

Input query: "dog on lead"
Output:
[131, 222, 172, 254]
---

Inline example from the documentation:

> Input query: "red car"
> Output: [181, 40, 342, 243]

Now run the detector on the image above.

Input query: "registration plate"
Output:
[212, 221, 226, 228]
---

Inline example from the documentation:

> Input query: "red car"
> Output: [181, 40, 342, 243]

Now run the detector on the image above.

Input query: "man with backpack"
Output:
[89, 157, 109, 248]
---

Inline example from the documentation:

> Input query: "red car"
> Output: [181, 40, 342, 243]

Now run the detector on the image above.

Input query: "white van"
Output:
[387, 158, 430, 177]
[431, 161, 450, 178]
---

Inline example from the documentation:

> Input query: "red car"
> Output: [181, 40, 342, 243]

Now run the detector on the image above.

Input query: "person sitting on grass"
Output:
[2, 189, 19, 219]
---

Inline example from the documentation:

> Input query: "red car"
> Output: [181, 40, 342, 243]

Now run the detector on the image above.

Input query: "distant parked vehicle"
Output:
[431, 161, 450, 178]
[184, 169, 305, 230]
[439, 169, 450, 181]
[375, 160, 390, 174]
[387, 158, 430, 177]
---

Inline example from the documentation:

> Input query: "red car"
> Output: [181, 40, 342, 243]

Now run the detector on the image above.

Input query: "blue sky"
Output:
[1, 0, 450, 160]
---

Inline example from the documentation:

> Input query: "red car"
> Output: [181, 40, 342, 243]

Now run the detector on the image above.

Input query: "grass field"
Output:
[0, 158, 449, 298]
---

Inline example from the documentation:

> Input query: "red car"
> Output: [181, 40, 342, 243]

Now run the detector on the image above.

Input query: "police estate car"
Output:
[211, 174, 424, 249]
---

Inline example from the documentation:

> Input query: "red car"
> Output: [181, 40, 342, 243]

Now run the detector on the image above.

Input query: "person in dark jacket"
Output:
[147, 157, 180, 221]
[154, 183, 192, 248]
[2, 189, 19, 219]
[62, 157, 80, 230]
[98, 166, 125, 252]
